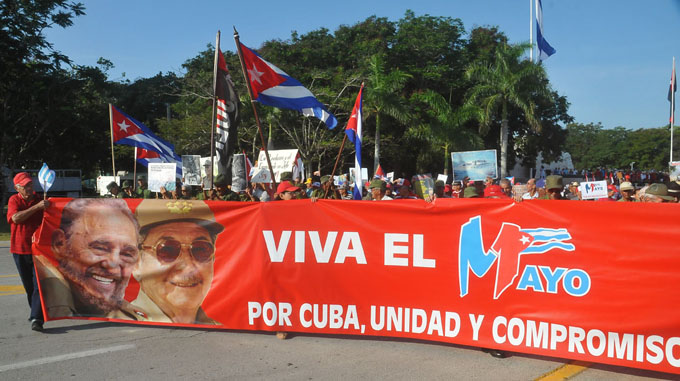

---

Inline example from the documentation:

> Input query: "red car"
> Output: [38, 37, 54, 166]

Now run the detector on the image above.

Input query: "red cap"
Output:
[607, 184, 618, 192]
[444, 184, 452, 192]
[276, 181, 300, 194]
[13, 172, 32, 187]
[484, 184, 508, 198]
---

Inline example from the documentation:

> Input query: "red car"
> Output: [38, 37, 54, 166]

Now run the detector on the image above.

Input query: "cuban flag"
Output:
[535, 0, 556, 62]
[345, 84, 364, 200]
[374, 164, 386, 180]
[110, 104, 182, 176]
[239, 42, 337, 129]
[292, 152, 305, 182]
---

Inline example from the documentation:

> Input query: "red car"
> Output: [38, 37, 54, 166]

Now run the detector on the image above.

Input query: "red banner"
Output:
[33, 198, 680, 374]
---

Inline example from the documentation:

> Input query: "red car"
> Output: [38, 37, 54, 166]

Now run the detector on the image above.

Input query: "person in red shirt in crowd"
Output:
[597, 184, 618, 201]
[450, 181, 463, 198]
[483, 184, 509, 199]
[275, 181, 301, 201]
[444, 183, 452, 197]
[7, 172, 49, 331]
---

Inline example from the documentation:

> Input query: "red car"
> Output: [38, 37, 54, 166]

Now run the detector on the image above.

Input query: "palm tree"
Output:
[363, 54, 412, 171]
[409, 90, 482, 173]
[465, 42, 549, 177]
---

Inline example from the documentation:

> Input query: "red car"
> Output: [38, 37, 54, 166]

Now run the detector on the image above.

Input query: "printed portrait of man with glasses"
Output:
[132, 199, 224, 324]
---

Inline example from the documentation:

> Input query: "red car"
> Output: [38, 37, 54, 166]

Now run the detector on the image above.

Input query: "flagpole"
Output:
[530, 0, 534, 62]
[133, 147, 138, 191]
[324, 134, 348, 199]
[108, 103, 116, 178]
[233, 27, 278, 191]
[209, 31, 221, 191]
[671, 57, 676, 165]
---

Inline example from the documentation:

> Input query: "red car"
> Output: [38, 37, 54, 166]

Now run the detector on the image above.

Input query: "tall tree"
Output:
[363, 54, 412, 171]
[0, 0, 85, 169]
[465, 42, 550, 176]
[409, 90, 482, 173]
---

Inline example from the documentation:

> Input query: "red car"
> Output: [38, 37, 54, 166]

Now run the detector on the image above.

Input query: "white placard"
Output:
[182, 155, 201, 186]
[579, 180, 608, 200]
[256, 149, 299, 182]
[451, 149, 498, 181]
[250, 167, 272, 183]
[437, 174, 448, 183]
[386, 172, 394, 182]
[231, 154, 247, 192]
[148, 163, 177, 192]
[349, 167, 368, 183]
[200, 157, 220, 189]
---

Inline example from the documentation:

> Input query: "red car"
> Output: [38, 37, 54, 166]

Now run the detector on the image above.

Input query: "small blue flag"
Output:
[38, 163, 56, 193]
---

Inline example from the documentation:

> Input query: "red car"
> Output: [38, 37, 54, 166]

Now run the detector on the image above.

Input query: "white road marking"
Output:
[0, 344, 135, 373]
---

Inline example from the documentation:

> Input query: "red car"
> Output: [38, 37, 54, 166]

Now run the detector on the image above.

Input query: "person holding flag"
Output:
[7, 172, 49, 331]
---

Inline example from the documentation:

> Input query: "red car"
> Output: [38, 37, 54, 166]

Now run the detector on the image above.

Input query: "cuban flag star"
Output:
[239, 42, 337, 129]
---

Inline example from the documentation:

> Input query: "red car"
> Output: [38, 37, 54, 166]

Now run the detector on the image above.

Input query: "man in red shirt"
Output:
[7, 172, 49, 331]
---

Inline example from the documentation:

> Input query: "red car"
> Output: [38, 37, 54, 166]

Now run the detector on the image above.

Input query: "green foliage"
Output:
[1, 0, 86, 169]
[464, 42, 552, 176]
[3, 7, 580, 184]
[565, 123, 676, 170]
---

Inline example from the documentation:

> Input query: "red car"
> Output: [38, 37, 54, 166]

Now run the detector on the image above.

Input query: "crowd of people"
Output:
[104, 169, 680, 204]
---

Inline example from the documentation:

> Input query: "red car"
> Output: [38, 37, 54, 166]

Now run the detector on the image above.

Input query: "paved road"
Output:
[0, 241, 673, 380]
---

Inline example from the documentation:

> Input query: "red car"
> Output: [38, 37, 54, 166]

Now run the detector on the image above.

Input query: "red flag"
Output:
[137, 148, 160, 159]
[374, 164, 385, 180]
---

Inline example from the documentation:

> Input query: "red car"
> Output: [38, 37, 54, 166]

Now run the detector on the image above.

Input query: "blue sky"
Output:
[45, 0, 680, 130]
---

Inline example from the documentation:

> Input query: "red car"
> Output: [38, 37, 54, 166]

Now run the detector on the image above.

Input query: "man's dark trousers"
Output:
[13, 254, 43, 321]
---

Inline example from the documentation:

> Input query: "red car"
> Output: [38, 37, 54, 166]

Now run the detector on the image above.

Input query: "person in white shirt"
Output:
[521, 178, 540, 200]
